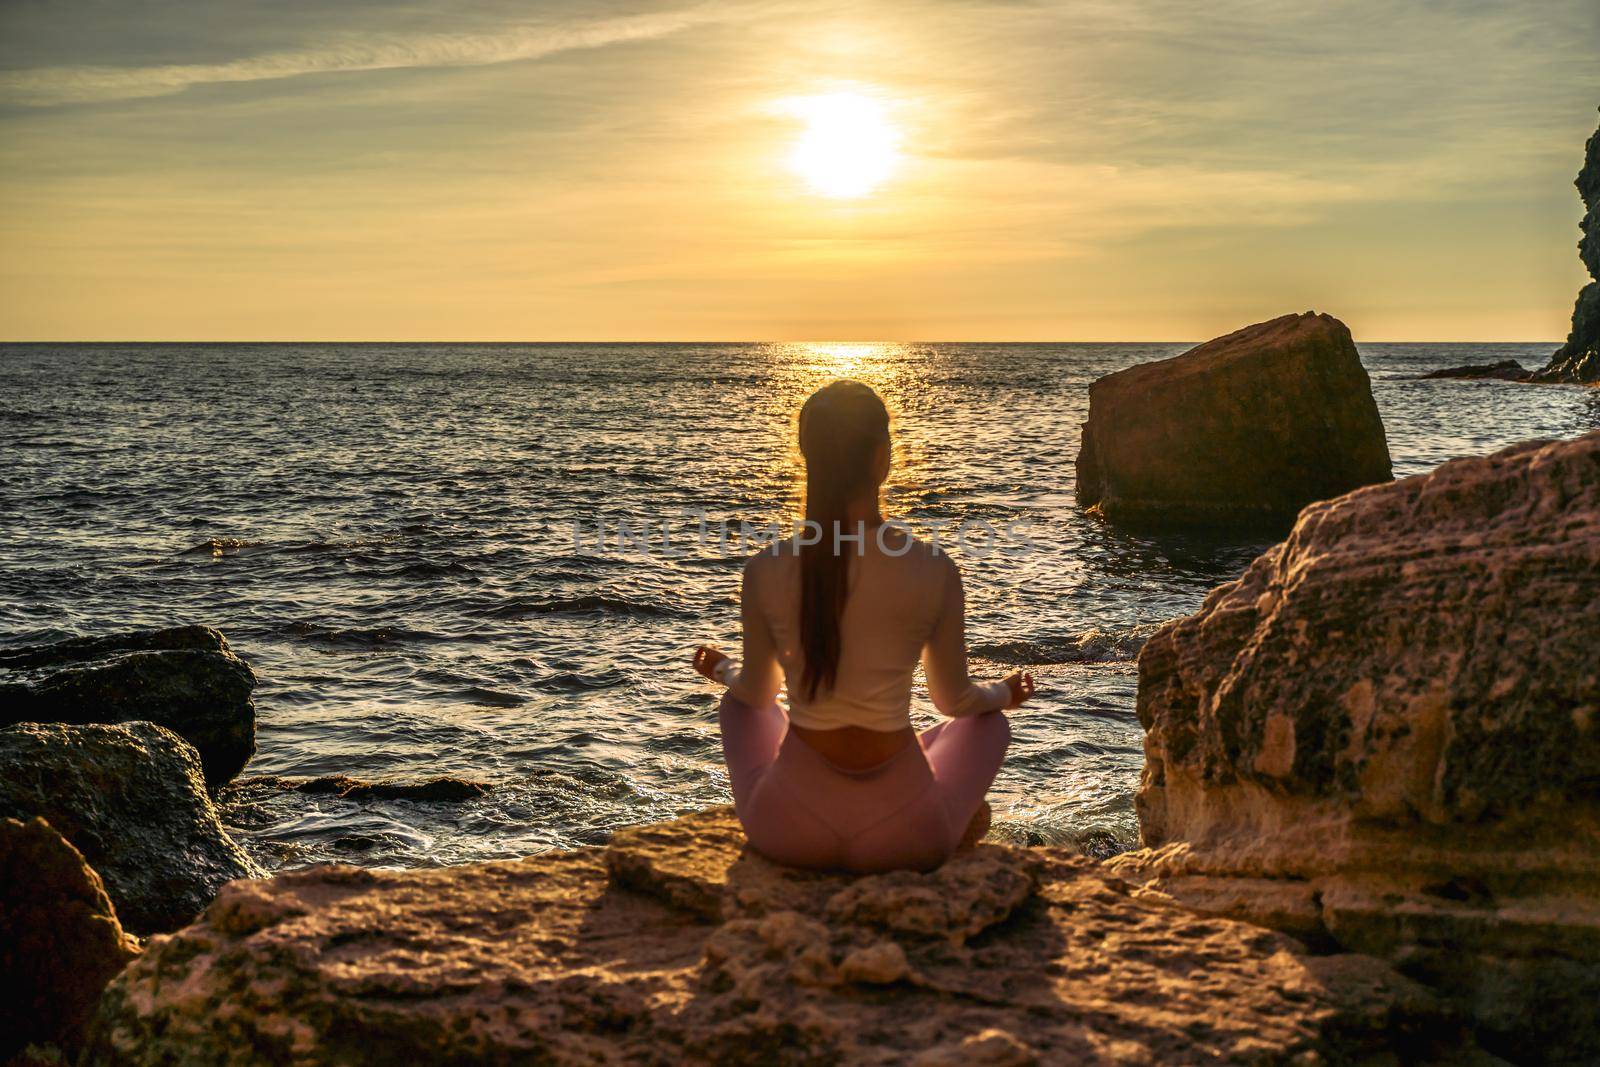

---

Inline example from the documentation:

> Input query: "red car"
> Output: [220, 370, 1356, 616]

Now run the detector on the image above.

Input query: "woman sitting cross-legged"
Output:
[693, 379, 1035, 873]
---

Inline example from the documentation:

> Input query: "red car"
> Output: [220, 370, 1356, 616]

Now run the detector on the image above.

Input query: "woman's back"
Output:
[737, 526, 1009, 735]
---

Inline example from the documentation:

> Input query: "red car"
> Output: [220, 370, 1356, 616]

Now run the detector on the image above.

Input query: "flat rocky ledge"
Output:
[86, 807, 1472, 1065]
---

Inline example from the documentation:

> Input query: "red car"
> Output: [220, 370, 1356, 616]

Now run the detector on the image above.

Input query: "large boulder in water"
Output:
[84, 806, 1473, 1064]
[0, 816, 139, 1060]
[0, 625, 256, 790]
[1109, 431, 1600, 1062]
[0, 721, 261, 935]
[1539, 110, 1600, 383]
[1075, 312, 1392, 527]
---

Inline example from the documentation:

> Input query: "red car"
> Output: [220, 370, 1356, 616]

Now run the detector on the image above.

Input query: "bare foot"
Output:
[958, 800, 991, 849]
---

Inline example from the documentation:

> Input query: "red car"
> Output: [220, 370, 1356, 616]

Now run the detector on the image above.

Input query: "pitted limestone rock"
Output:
[1120, 431, 1600, 1063]
[86, 806, 1468, 1064]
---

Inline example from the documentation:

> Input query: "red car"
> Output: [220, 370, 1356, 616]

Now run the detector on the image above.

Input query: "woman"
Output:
[693, 379, 1035, 873]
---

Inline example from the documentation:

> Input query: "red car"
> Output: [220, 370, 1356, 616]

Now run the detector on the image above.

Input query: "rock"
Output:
[294, 774, 490, 802]
[835, 939, 910, 984]
[0, 623, 228, 671]
[0, 722, 262, 935]
[909, 1029, 1038, 1067]
[1416, 359, 1532, 382]
[0, 817, 138, 1059]
[1075, 312, 1392, 527]
[823, 848, 1038, 943]
[1114, 431, 1600, 1063]
[1539, 110, 1600, 383]
[0, 625, 257, 790]
[1544, 280, 1600, 383]
[6, 1045, 73, 1067]
[85, 807, 1476, 1065]
[606, 805, 748, 919]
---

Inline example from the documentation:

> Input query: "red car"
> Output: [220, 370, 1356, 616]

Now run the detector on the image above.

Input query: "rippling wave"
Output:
[483, 594, 685, 619]
[969, 626, 1159, 666]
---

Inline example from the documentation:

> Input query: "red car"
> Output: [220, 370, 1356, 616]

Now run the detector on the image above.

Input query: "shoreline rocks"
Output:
[1416, 358, 1534, 382]
[1, 817, 138, 1060]
[1075, 312, 1392, 528]
[1540, 110, 1600, 383]
[84, 807, 1475, 1065]
[0, 625, 257, 791]
[0, 623, 232, 671]
[1424, 111, 1600, 385]
[1111, 431, 1600, 1063]
[0, 721, 262, 935]
[292, 773, 491, 802]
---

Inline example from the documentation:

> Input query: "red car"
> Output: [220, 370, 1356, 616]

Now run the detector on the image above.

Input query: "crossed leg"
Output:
[918, 711, 1011, 851]
[717, 691, 788, 811]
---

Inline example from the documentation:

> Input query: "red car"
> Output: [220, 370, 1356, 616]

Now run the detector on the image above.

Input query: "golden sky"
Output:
[0, 0, 1596, 341]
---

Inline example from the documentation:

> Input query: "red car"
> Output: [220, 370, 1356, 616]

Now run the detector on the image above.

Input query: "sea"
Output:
[2, 341, 1595, 872]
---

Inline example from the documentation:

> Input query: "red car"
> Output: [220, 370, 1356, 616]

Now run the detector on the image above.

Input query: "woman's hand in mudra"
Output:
[693, 645, 728, 682]
[1003, 671, 1037, 708]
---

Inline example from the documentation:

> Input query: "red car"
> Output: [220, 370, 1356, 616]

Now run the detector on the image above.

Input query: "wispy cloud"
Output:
[1, 0, 1594, 340]
[0, 5, 725, 107]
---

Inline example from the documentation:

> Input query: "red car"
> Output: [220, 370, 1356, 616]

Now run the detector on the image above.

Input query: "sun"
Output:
[778, 92, 900, 199]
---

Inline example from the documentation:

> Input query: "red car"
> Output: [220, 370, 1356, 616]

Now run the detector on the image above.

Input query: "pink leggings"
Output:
[718, 693, 1010, 873]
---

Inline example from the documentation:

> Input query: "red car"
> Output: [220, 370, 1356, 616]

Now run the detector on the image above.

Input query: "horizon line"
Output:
[0, 338, 1565, 347]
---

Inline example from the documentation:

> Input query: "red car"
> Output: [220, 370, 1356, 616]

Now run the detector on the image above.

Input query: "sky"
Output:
[0, 0, 1596, 342]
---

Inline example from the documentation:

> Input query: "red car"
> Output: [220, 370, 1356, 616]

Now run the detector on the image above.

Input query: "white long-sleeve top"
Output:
[721, 529, 1011, 730]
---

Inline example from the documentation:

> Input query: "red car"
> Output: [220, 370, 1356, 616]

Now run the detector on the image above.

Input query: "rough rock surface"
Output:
[293, 773, 491, 801]
[84, 807, 1471, 1065]
[1112, 431, 1600, 1063]
[1540, 111, 1600, 383]
[1416, 359, 1532, 382]
[1, 817, 138, 1059]
[1075, 312, 1392, 527]
[0, 721, 261, 935]
[0, 625, 257, 790]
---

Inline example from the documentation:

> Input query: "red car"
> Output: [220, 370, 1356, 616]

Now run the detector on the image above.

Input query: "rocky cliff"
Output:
[1110, 430, 1600, 1062]
[1541, 111, 1600, 383]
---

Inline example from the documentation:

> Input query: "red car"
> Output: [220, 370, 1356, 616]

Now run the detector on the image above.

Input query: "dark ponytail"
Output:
[796, 380, 890, 701]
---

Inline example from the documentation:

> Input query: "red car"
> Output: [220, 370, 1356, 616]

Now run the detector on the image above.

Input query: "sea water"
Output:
[2, 341, 1594, 869]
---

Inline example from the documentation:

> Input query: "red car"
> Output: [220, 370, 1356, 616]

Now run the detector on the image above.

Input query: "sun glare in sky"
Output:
[0, 1, 1595, 340]
[780, 92, 901, 199]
